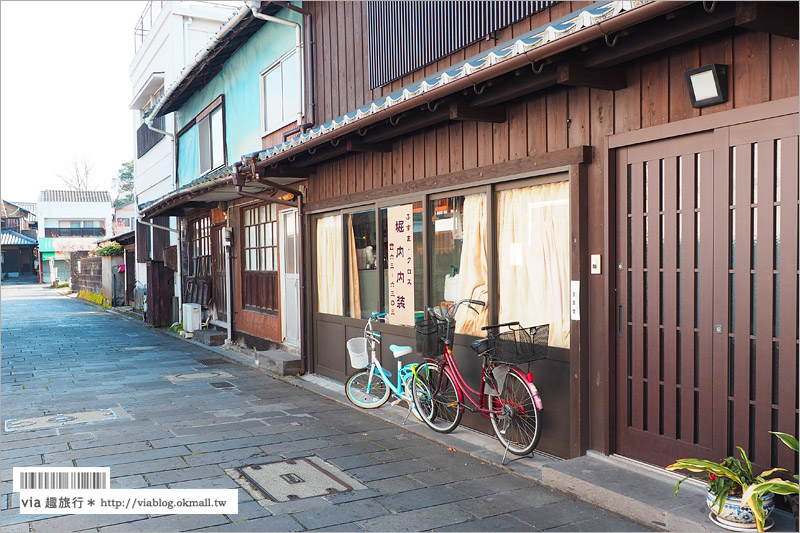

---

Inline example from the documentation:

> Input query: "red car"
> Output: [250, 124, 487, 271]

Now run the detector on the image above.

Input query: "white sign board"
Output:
[387, 204, 415, 326]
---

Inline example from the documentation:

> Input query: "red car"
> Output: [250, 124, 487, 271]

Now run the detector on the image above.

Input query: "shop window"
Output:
[380, 202, 423, 325]
[345, 210, 378, 319]
[430, 192, 489, 336]
[496, 181, 570, 348]
[316, 214, 343, 315]
[243, 204, 279, 313]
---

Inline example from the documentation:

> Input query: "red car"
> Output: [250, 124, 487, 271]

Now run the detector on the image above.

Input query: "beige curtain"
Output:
[347, 215, 361, 318]
[455, 193, 489, 336]
[316, 214, 343, 315]
[496, 181, 570, 348]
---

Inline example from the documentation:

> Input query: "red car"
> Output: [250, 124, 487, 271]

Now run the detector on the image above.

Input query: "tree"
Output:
[113, 161, 134, 208]
[58, 156, 94, 191]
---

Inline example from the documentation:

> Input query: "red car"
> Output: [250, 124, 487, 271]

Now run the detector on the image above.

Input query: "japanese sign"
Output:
[387, 204, 414, 326]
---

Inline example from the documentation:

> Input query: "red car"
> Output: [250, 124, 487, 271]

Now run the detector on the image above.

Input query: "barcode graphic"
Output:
[13, 468, 110, 492]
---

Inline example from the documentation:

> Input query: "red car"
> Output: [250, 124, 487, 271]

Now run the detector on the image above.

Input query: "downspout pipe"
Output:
[247, 1, 304, 127]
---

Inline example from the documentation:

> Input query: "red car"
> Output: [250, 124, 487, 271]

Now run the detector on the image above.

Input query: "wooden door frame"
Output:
[279, 208, 300, 346]
[604, 96, 799, 459]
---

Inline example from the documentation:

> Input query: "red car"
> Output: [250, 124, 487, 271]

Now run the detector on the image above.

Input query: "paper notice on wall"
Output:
[387, 204, 415, 326]
[509, 242, 524, 266]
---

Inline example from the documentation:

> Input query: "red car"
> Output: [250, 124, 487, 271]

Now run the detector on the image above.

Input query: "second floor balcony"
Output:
[137, 114, 166, 158]
[44, 227, 106, 238]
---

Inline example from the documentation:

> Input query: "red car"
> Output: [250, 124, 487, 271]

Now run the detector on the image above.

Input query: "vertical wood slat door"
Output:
[616, 115, 799, 472]
[725, 115, 798, 475]
[616, 132, 722, 465]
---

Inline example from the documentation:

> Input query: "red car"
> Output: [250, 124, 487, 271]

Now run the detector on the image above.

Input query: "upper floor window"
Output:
[261, 49, 301, 134]
[198, 105, 224, 174]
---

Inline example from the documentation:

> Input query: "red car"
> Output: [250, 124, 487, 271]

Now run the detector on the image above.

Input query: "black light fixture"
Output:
[685, 64, 729, 108]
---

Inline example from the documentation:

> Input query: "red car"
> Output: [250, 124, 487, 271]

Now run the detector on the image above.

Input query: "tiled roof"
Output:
[247, 0, 652, 165]
[139, 165, 233, 213]
[38, 190, 111, 203]
[1, 229, 37, 246]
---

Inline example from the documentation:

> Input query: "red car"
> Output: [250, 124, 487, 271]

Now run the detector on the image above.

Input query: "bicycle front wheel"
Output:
[345, 369, 390, 409]
[412, 361, 462, 433]
[488, 369, 541, 455]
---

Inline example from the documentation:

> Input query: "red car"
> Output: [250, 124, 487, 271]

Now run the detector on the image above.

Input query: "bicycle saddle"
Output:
[389, 344, 412, 359]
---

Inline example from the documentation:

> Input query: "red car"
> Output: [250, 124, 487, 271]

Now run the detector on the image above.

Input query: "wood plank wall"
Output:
[304, 1, 799, 453]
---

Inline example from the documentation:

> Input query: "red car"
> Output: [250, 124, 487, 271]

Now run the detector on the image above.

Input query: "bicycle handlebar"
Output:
[481, 321, 520, 331]
[443, 299, 486, 319]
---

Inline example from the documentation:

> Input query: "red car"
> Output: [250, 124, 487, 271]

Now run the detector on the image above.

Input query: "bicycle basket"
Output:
[491, 324, 549, 365]
[415, 320, 441, 358]
[346, 337, 370, 369]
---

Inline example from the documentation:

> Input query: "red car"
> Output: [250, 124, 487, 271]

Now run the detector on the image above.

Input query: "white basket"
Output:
[347, 337, 370, 369]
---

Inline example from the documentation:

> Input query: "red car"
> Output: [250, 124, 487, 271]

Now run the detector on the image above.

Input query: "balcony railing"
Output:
[134, 0, 166, 53]
[44, 228, 106, 238]
[137, 114, 165, 159]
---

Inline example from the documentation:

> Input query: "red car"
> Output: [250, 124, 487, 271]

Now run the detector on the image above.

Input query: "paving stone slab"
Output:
[437, 513, 539, 532]
[197, 513, 303, 532]
[292, 499, 390, 530]
[376, 485, 472, 513]
[27, 513, 149, 532]
[356, 502, 476, 532]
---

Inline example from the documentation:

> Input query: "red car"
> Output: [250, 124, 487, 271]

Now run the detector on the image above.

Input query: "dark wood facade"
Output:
[295, 1, 798, 465]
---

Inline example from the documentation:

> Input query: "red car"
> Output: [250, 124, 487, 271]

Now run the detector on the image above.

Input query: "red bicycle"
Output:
[411, 299, 548, 459]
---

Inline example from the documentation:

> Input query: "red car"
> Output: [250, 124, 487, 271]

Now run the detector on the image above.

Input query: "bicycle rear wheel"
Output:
[345, 369, 390, 409]
[412, 361, 462, 433]
[488, 369, 541, 455]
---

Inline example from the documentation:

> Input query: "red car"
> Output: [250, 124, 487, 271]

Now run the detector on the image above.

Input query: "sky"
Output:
[1, 0, 149, 203]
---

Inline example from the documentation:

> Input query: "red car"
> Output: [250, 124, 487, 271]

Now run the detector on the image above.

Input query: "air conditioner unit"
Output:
[182, 303, 202, 332]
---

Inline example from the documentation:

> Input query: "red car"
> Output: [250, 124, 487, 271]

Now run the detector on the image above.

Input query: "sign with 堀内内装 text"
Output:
[387, 204, 414, 326]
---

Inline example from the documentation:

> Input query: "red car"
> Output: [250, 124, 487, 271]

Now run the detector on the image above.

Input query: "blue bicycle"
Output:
[345, 312, 424, 422]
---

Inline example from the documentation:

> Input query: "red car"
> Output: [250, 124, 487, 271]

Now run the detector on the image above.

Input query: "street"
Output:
[1, 281, 650, 532]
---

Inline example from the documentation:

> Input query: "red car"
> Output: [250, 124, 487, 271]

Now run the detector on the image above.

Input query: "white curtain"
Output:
[454, 193, 489, 336]
[316, 214, 343, 315]
[496, 181, 570, 348]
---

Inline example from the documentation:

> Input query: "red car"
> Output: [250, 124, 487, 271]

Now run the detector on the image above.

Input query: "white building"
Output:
[129, 1, 238, 318]
[36, 190, 113, 284]
[112, 200, 137, 236]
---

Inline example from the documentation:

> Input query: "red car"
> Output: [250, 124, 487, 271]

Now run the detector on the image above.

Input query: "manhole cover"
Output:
[198, 358, 229, 366]
[4, 409, 117, 432]
[237, 458, 353, 502]
[210, 381, 235, 389]
[165, 370, 233, 384]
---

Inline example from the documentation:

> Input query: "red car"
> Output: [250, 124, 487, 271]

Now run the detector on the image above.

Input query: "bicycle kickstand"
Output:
[501, 439, 512, 466]
[402, 403, 412, 426]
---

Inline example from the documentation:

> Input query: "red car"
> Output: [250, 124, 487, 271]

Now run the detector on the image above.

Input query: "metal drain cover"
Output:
[198, 358, 229, 366]
[210, 381, 235, 389]
[165, 370, 233, 384]
[237, 457, 353, 502]
[5, 409, 117, 432]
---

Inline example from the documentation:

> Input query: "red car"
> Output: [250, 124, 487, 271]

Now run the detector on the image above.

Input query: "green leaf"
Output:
[770, 431, 799, 453]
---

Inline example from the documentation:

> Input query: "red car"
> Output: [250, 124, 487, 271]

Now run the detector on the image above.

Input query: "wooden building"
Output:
[138, 0, 798, 474]
[232, 0, 799, 471]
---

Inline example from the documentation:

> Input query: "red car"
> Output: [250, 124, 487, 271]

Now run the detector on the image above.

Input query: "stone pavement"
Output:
[1, 281, 650, 532]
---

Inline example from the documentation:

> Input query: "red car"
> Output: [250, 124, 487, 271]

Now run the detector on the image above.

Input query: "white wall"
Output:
[37, 201, 113, 239]
[128, 2, 235, 314]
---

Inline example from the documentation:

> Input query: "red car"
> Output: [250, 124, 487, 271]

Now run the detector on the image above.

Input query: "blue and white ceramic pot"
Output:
[707, 490, 775, 528]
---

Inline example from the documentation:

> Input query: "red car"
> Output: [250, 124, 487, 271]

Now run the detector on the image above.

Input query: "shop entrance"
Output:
[615, 113, 798, 473]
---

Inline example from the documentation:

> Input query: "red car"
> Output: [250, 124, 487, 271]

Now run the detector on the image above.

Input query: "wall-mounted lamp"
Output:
[685, 64, 729, 108]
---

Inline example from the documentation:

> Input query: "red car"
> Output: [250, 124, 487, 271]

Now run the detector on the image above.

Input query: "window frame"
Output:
[176, 95, 227, 179]
[241, 202, 280, 315]
[260, 48, 303, 136]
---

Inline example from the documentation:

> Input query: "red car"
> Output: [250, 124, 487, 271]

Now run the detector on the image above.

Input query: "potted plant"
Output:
[666, 432, 799, 532]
